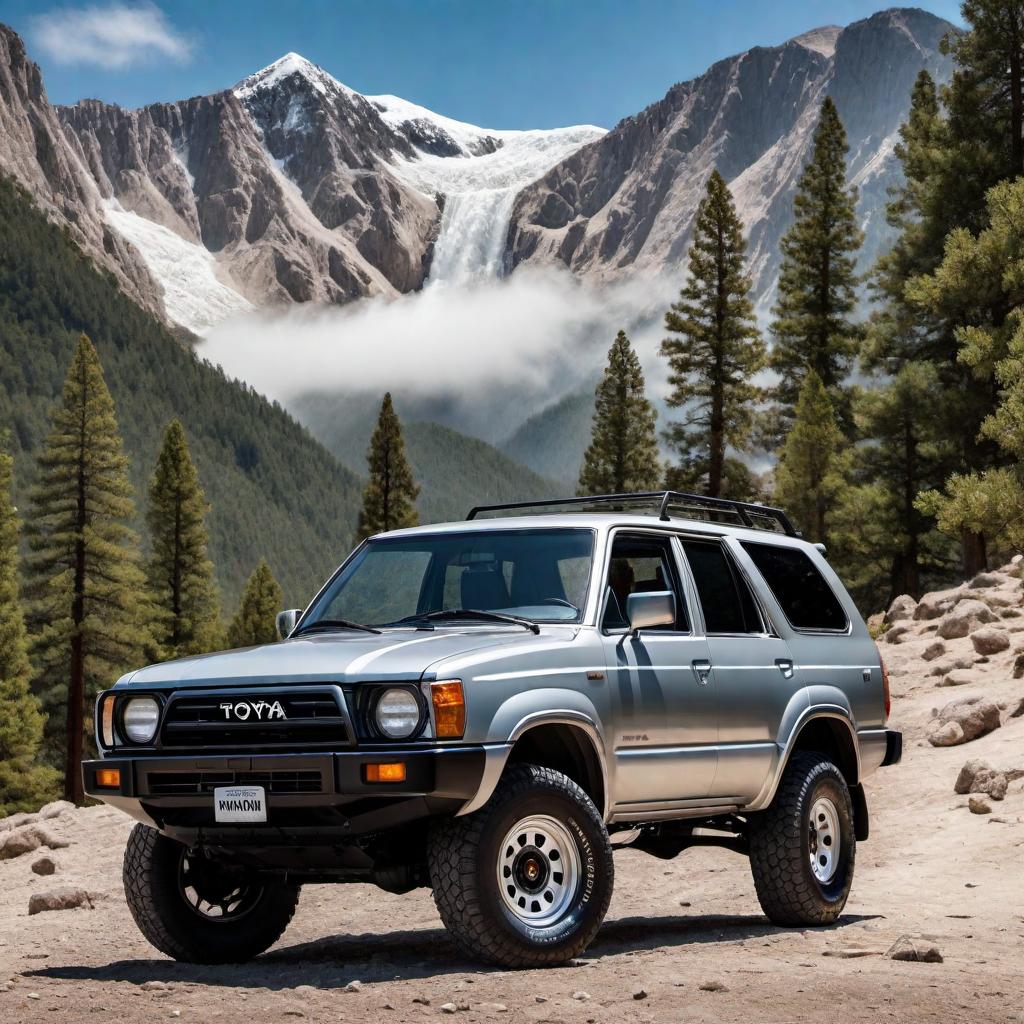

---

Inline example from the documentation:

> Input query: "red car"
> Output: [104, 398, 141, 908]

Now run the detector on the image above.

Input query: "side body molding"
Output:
[457, 689, 609, 819]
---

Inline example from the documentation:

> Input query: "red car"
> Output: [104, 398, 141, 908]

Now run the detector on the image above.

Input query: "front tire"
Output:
[748, 751, 856, 926]
[123, 823, 299, 963]
[428, 763, 613, 967]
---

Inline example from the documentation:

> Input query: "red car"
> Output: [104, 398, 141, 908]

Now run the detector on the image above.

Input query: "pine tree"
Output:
[146, 421, 222, 658]
[227, 561, 283, 649]
[357, 393, 419, 540]
[23, 335, 152, 804]
[773, 371, 846, 545]
[577, 331, 661, 495]
[771, 97, 863, 430]
[660, 171, 765, 496]
[0, 441, 57, 816]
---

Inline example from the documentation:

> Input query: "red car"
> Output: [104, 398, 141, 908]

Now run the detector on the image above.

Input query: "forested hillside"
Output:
[500, 390, 595, 488]
[0, 176, 361, 607]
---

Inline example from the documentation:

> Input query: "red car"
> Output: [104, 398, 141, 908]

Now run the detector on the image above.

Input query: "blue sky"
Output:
[0, 0, 963, 128]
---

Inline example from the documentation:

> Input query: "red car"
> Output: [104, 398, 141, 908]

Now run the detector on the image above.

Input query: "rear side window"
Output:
[742, 542, 848, 631]
[681, 540, 763, 634]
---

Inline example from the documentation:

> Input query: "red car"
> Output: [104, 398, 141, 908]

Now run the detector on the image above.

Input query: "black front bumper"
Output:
[82, 745, 487, 841]
[881, 729, 902, 767]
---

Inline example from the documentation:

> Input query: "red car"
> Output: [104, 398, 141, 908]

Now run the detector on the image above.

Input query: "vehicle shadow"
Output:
[26, 911, 881, 990]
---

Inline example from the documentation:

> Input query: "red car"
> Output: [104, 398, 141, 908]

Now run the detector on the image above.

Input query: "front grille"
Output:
[160, 690, 349, 750]
[144, 768, 324, 796]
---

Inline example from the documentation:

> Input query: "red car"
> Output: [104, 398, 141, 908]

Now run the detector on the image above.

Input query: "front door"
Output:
[599, 531, 718, 812]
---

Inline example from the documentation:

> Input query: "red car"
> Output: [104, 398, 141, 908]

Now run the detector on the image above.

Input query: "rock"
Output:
[937, 669, 979, 688]
[866, 612, 885, 636]
[969, 795, 992, 814]
[822, 948, 881, 958]
[411, 997, 430, 1005]
[922, 640, 946, 662]
[883, 622, 913, 644]
[632, 988, 648, 1000]
[0, 824, 70, 860]
[954, 759, 1009, 800]
[969, 572, 1002, 589]
[141, 981, 168, 992]
[344, 981, 362, 993]
[970, 627, 1010, 655]
[886, 594, 917, 623]
[36, 801, 74, 821]
[927, 696, 1001, 747]
[1012, 697, 1024, 718]
[440, 1003, 458, 1014]
[572, 992, 591, 1001]
[534, 996, 548, 1004]
[30, 855, 58, 876]
[699, 980, 728, 992]
[886, 937, 944, 962]
[915, 587, 963, 621]
[936, 600, 997, 639]
[27, 887, 94, 915]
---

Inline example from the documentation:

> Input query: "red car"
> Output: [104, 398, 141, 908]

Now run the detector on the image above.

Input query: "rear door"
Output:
[678, 536, 797, 803]
[599, 530, 718, 809]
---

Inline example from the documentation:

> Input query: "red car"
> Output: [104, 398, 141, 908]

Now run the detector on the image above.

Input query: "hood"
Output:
[123, 627, 562, 688]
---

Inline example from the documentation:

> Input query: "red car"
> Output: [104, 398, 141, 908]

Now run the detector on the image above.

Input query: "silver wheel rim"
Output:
[808, 796, 841, 884]
[497, 814, 581, 927]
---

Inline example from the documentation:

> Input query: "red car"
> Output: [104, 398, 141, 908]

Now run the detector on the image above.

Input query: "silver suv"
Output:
[84, 491, 901, 968]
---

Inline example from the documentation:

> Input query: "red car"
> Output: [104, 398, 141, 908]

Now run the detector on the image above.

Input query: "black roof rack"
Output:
[466, 491, 798, 537]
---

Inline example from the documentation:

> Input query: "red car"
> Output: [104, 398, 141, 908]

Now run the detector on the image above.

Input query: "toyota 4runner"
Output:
[84, 491, 901, 967]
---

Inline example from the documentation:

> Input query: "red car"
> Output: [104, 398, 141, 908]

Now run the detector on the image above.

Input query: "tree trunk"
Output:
[962, 529, 988, 578]
[67, 379, 88, 806]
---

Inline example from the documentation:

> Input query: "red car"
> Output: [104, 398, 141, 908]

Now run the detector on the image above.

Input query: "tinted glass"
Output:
[602, 535, 687, 631]
[682, 540, 762, 634]
[742, 542, 848, 631]
[306, 529, 595, 627]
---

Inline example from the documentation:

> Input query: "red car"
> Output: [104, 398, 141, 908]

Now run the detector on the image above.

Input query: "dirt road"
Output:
[2, 573, 1023, 1024]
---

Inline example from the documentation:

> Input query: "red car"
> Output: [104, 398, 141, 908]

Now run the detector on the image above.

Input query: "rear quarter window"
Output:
[741, 542, 848, 632]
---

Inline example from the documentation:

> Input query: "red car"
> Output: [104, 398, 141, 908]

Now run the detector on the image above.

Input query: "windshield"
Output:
[303, 528, 595, 629]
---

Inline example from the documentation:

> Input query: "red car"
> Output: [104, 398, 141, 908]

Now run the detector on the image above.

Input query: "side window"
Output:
[602, 534, 688, 632]
[682, 540, 763, 635]
[741, 542, 848, 631]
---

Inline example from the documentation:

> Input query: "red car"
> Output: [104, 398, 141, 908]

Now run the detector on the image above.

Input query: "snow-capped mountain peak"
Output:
[234, 52, 351, 100]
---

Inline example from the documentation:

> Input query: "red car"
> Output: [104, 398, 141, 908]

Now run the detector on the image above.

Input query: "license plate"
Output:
[213, 785, 266, 823]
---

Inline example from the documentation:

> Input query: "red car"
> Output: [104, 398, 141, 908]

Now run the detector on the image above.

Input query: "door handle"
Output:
[691, 659, 712, 686]
[776, 658, 794, 679]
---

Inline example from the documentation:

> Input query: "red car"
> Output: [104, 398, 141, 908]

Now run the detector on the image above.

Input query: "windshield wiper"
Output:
[393, 609, 540, 634]
[292, 617, 381, 636]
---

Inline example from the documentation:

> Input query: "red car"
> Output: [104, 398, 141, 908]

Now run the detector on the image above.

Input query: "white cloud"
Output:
[28, 2, 192, 70]
[199, 268, 678, 443]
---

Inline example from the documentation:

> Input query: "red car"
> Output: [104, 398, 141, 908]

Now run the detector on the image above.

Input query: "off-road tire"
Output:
[123, 823, 299, 963]
[427, 763, 613, 967]
[748, 751, 856, 926]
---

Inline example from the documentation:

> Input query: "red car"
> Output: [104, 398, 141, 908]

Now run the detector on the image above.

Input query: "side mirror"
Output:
[626, 591, 675, 633]
[276, 609, 301, 640]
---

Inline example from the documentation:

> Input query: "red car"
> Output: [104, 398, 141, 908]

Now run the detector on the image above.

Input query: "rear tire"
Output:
[428, 763, 613, 967]
[748, 751, 855, 926]
[123, 823, 299, 963]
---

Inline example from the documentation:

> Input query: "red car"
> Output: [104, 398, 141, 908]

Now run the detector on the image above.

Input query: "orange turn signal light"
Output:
[431, 679, 465, 739]
[364, 762, 407, 784]
[95, 768, 121, 789]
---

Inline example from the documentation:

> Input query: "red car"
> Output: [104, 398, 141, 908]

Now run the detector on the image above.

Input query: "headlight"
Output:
[122, 697, 160, 744]
[374, 688, 422, 739]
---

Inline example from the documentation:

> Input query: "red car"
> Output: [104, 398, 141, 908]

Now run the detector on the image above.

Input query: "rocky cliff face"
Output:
[0, 25, 162, 315]
[505, 8, 954, 310]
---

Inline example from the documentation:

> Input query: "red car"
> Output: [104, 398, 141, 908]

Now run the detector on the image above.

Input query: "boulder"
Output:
[954, 759, 1009, 800]
[938, 669, 979, 688]
[936, 600, 997, 639]
[886, 594, 917, 624]
[968, 796, 991, 815]
[884, 623, 913, 644]
[970, 627, 1010, 655]
[927, 696, 1001, 747]
[922, 641, 946, 663]
[914, 587, 963, 621]
[968, 572, 1003, 589]
[0, 824, 70, 860]
[1014, 652, 1024, 680]
[31, 854, 58, 876]
[36, 801, 74, 821]
[929, 655, 976, 677]
[27, 888, 94, 915]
